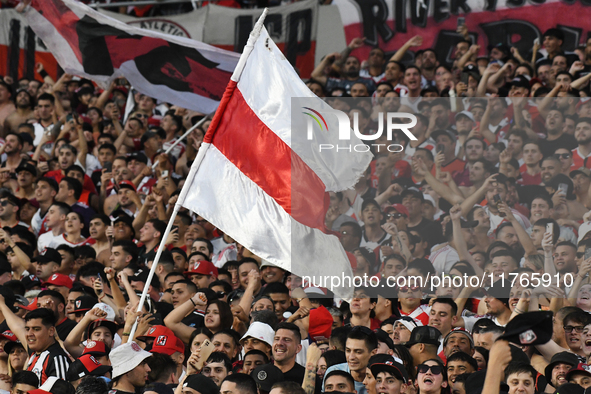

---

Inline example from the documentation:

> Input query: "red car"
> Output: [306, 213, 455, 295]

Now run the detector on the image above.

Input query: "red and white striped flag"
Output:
[23, 0, 239, 114]
[178, 10, 372, 298]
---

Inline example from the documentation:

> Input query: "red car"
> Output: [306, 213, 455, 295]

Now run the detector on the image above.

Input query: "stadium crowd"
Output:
[1, 13, 591, 394]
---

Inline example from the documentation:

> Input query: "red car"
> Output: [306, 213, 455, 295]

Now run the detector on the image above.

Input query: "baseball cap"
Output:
[137, 325, 175, 342]
[579, 222, 591, 244]
[110, 341, 152, 379]
[570, 167, 591, 179]
[384, 204, 409, 218]
[400, 187, 425, 201]
[69, 296, 96, 314]
[87, 319, 118, 338]
[508, 75, 531, 90]
[3, 338, 24, 355]
[455, 110, 476, 122]
[118, 180, 136, 192]
[29, 377, 74, 394]
[32, 248, 62, 266]
[21, 274, 42, 290]
[431, 129, 456, 142]
[42, 273, 73, 289]
[554, 383, 585, 394]
[65, 354, 112, 382]
[376, 329, 395, 351]
[251, 364, 284, 392]
[405, 326, 442, 347]
[240, 322, 274, 348]
[498, 311, 552, 346]
[18, 297, 38, 311]
[395, 316, 423, 332]
[150, 334, 185, 356]
[184, 260, 218, 277]
[183, 374, 219, 394]
[567, 364, 591, 381]
[82, 340, 111, 357]
[127, 151, 148, 165]
[16, 162, 37, 177]
[308, 306, 333, 341]
[543, 28, 564, 41]
[370, 359, 409, 383]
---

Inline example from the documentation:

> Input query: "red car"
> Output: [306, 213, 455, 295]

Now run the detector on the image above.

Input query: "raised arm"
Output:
[0, 294, 27, 349]
[390, 36, 423, 63]
[310, 53, 339, 86]
[164, 292, 207, 344]
[460, 174, 497, 218]
[64, 307, 108, 358]
[478, 98, 498, 144]
[450, 205, 483, 276]
[498, 202, 537, 256]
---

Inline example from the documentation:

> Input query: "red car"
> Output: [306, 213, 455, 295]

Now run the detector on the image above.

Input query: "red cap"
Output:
[0, 331, 17, 342]
[82, 340, 110, 356]
[136, 325, 174, 341]
[43, 273, 73, 289]
[308, 306, 333, 340]
[184, 260, 218, 277]
[384, 204, 409, 218]
[150, 334, 185, 356]
[19, 297, 37, 311]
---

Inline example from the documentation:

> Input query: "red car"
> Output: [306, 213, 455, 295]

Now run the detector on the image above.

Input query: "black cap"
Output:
[555, 383, 584, 394]
[370, 358, 409, 384]
[19, 132, 34, 146]
[129, 269, 149, 284]
[21, 274, 42, 290]
[0, 260, 11, 276]
[33, 248, 62, 266]
[16, 162, 37, 177]
[545, 352, 580, 384]
[375, 329, 395, 351]
[507, 75, 531, 90]
[499, 311, 552, 346]
[127, 152, 148, 165]
[66, 354, 112, 382]
[400, 187, 424, 202]
[70, 296, 97, 314]
[184, 375, 218, 394]
[543, 28, 564, 41]
[431, 129, 456, 142]
[251, 364, 284, 392]
[405, 326, 441, 347]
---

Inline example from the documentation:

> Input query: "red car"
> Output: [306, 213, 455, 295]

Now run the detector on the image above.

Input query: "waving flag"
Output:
[177, 10, 372, 299]
[24, 0, 239, 113]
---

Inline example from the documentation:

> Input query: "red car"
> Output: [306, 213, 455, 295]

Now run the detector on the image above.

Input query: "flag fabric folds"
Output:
[178, 12, 372, 299]
[24, 0, 239, 114]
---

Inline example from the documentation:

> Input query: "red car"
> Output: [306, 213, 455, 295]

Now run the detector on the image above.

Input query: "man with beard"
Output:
[539, 110, 577, 157]
[273, 322, 305, 383]
[3, 89, 35, 133]
[571, 118, 591, 169]
[539, 156, 562, 186]
[458, 158, 494, 198]
[0, 133, 24, 176]
[544, 352, 580, 389]
[420, 50, 438, 87]
[400, 66, 423, 110]
[384, 61, 405, 87]
[311, 40, 376, 94]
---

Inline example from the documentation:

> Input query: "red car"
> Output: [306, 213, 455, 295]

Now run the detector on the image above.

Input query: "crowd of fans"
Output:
[0, 8, 591, 394]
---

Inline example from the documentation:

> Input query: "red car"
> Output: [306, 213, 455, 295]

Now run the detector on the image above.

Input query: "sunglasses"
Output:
[399, 285, 420, 293]
[387, 213, 404, 219]
[555, 153, 571, 159]
[417, 364, 443, 375]
[0, 200, 15, 207]
[216, 291, 226, 298]
[577, 252, 585, 259]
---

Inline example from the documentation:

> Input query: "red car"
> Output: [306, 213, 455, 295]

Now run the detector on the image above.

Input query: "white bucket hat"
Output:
[240, 322, 274, 348]
[110, 341, 152, 379]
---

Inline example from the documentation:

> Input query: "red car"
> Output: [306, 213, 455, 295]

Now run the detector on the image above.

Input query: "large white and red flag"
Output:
[22, 0, 239, 114]
[178, 10, 372, 298]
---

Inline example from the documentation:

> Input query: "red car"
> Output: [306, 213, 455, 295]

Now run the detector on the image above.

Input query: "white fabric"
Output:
[180, 26, 371, 298]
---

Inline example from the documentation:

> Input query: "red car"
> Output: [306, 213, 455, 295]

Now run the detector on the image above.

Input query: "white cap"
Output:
[91, 303, 116, 321]
[423, 194, 436, 206]
[240, 322, 274, 347]
[579, 222, 591, 244]
[260, 259, 277, 269]
[110, 341, 152, 378]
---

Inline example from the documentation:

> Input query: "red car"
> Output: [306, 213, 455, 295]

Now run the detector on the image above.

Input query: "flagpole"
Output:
[128, 8, 270, 341]
[151, 112, 213, 170]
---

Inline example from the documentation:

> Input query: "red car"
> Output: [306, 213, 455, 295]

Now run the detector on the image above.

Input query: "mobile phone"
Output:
[196, 339, 215, 370]
[585, 247, 591, 260]
[162, 170, 169, 178]
[172, 225, 179, 233]
[457, 17, 465, 28]
[66, 113, 73, 122]
[534, 37, 540, 46]
[492, 194, 502, 204]
[558, 183, 568, 195]
[436, 144, 445, 154]
[546, 223, 553, 235]
[104, 161, 112, 172]
[461, 72, 470, 84]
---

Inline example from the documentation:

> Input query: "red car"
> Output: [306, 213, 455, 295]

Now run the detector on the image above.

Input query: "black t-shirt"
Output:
[56, 317, 77, 340]
[181, 311, 205, 328]
[538, 133, 577, 158]
[282, 362, 306, 383]
[108, 390, 135, 394]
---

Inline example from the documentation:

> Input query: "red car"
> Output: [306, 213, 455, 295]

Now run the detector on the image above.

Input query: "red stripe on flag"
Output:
[205, 80, 329, 232]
